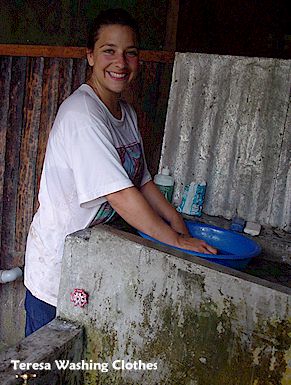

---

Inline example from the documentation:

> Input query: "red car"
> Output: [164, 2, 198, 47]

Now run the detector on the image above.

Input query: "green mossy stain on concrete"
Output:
[82, 277, 290, 385]
[84, 322, 120, 385]
[139, 302, 248, 385]
[140, 287, 156, 329]
[83, 302, 290, 385]
[249, 318, 291, 385]
[177, 268, 206, 292]
[137, 301, 290, 385]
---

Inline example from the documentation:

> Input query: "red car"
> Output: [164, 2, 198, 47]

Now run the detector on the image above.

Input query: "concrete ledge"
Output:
[109, 223, 291, 295]
[0, 319, 83, 385]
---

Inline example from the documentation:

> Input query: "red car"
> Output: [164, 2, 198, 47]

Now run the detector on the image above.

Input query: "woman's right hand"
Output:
[176, 234, 217, 254]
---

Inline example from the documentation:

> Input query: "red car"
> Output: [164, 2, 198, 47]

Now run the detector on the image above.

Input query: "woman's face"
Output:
[87, 24, 139, 97]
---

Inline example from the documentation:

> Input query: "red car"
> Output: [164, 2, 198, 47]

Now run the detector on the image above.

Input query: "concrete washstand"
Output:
[0, 223, 290, 384]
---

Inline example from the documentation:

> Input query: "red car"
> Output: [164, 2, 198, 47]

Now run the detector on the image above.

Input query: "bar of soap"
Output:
[230, 217, 245, 232]
[244, 221, 261, 236]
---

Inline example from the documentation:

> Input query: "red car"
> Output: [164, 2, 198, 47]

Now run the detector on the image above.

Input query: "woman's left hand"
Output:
[168, 213, 189, 235]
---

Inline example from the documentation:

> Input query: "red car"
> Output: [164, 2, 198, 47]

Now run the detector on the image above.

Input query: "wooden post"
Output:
[164, 0, 180, 51]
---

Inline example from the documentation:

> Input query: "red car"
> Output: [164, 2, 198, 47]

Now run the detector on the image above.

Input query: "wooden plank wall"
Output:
[0, 46, 173, 347]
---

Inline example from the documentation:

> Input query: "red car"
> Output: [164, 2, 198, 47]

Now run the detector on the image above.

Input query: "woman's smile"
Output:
[107, 71, 129, 80]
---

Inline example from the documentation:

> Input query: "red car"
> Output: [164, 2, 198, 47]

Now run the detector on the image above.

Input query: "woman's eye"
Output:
[104, 49, 114, 54]
[126, 50, 138, 57]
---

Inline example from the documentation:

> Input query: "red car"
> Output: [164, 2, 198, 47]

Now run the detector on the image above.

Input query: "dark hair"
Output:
[87, 8, 140, 51]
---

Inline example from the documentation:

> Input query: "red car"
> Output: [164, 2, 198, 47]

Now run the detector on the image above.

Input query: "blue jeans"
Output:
[24, 289, 56, 337]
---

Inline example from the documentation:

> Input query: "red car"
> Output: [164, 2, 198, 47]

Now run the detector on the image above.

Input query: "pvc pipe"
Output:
[0, 267, 23, 283]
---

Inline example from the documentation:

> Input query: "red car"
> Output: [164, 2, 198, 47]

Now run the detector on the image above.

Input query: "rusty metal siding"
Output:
[1, 57, 27, 267]
[58, 58, 74, 105]
[0, 57, 12, 255]
[0, 55, 172, 269]
[16, 58, 44, 257]
[160, 53, 291, 231]
[0, 57, 24, 348]
[125, 61, 173, 175]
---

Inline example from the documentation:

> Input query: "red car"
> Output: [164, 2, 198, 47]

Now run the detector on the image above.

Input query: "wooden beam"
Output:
[0, 45, 86, 59]
[164, 0, 180, 51]
[140, 50, 175, 63]
[0, 44, 174, 63]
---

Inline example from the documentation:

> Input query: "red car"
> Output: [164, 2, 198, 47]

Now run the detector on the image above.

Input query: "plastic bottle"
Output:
[154, 166, 174, 203]
[177, 181, 207, 216]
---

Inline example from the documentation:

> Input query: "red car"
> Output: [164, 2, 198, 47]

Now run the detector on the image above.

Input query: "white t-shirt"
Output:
[24, 84, 151, 306]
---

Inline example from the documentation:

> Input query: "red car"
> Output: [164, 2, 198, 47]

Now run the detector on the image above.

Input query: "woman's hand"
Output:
[139, 181, 217, 254]
[176, 234, 217, 254]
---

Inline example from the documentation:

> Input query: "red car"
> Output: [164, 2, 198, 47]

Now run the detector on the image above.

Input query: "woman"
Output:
[24, 8, 216, 336]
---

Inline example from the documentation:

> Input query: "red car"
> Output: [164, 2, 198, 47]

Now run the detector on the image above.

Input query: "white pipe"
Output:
[0, 267, 23, 283]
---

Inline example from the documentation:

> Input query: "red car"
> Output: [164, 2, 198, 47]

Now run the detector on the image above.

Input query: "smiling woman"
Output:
[86, 23, 139, 118]
[23, 8, 216, 337]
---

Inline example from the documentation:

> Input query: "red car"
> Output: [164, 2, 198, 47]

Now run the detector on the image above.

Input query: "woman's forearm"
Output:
[140, 181, 189, 235]
[106, 186, 180, 246]
[106, 186, 216, 254]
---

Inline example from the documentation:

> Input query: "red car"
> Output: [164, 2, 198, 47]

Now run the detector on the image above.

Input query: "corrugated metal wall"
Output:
[0, 54, 172, 347]
[160, 53, 291, 231]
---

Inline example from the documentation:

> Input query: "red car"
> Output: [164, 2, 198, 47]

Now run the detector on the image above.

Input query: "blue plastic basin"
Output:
[138, 220, 261, 270]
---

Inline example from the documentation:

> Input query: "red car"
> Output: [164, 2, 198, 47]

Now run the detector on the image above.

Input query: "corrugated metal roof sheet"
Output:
[160, 53, 291, 231]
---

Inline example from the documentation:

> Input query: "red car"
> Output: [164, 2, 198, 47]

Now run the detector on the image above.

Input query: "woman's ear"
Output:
[86, 48, 94, 67]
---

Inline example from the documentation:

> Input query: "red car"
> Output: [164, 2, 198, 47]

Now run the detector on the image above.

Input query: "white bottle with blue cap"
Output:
[154, 166, 174, 203]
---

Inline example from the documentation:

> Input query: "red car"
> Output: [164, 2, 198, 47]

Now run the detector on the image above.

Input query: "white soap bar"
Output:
[244, 221, 261, 236]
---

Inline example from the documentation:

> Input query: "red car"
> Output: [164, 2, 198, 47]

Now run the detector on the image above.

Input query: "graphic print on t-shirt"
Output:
[90, 142, 144, 226]
[116, 142, 144, 188]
